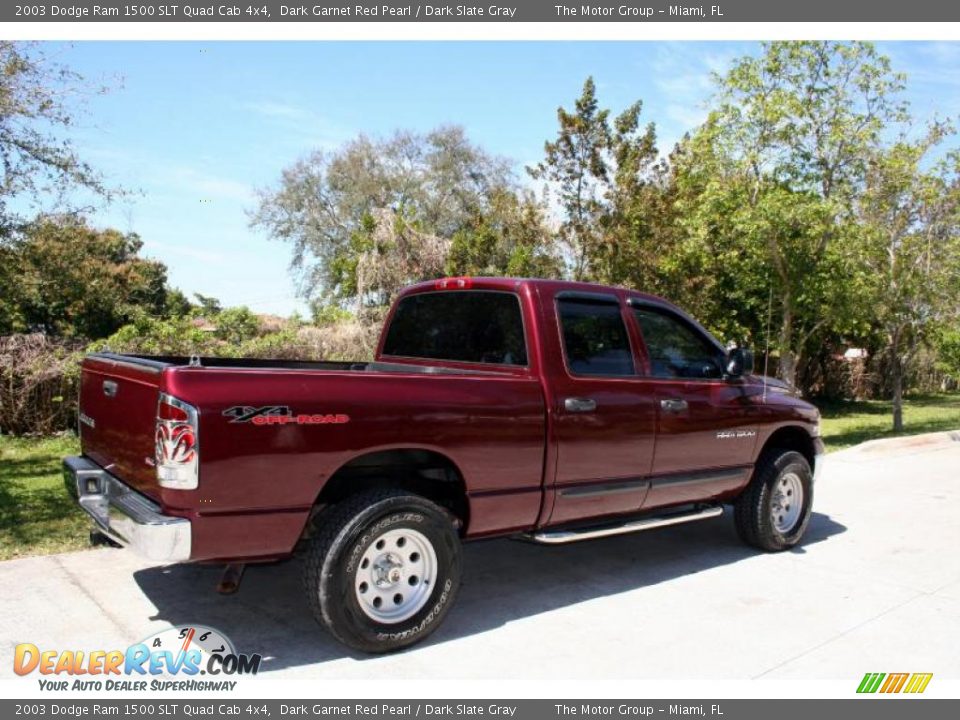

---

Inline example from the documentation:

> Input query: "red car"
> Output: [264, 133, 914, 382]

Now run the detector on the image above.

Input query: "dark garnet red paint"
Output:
[77, 278, 821, 563]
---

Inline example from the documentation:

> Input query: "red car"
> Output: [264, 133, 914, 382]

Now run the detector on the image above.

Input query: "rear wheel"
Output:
[734, 449, 813, 551]
[303, 489, 462, 653]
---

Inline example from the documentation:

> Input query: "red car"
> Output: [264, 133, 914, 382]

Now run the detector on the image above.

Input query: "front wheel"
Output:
[734, 449, 813, 552]
[303, 489, 462, 653]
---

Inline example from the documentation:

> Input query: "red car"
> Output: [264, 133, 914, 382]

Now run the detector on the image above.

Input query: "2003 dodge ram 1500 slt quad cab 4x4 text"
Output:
[65, 277, 824, 652]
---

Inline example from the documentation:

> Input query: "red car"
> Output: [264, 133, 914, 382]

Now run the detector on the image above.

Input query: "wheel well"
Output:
[761, 426, 816, 471]
[311, 449, 469, 533]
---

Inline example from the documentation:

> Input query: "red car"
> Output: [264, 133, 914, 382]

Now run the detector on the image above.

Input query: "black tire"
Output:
[303, 489, 462, 653]
[734, 449, 813, 552]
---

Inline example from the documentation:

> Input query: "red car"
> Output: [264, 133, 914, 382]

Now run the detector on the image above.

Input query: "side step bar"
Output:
[525, 505, 724, 545]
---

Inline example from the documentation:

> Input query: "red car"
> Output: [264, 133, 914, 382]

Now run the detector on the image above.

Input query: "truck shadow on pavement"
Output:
[133, 511, 846, 672]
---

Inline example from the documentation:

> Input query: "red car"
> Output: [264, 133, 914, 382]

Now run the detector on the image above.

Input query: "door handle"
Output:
[660, 398, 688, 412]
[102, 380, 118, 398]
[564, 397, 597, 413]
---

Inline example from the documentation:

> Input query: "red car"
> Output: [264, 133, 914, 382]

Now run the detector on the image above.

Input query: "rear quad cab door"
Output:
[541, 290, 658, 526]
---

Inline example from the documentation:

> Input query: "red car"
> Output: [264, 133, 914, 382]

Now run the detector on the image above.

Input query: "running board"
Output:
[525, 505, 724, 545]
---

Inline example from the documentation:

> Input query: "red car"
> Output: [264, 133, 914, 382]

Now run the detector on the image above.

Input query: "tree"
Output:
[936, 327, 960, 383]
[214, 306, 261, 345]
[858, 129, 960, 430]
[0, 216, 169, 338]
[445, 188, 562, 279]
[352, 207, 452, 309]
[250, 126, 515, 305]
[162, 288, 194, 318]
[680, 42, 908, 388]
[0, 42, 115, 236]
[597, 146, 681, 296]
[671, 136, 783, 348]
[192, 293, 222, 317]
[530, 77, 663, 283]
[592, 94, 675, 290]
[529, 77, 611, 280]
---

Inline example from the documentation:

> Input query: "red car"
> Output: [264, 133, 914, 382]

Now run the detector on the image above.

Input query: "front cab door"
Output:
[628, 299, 759, 510]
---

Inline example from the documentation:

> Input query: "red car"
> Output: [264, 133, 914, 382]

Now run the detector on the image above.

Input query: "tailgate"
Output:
[79, 356, 162, 498]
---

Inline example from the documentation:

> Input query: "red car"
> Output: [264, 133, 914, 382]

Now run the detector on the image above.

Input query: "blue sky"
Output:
[47, 41, 960, 316]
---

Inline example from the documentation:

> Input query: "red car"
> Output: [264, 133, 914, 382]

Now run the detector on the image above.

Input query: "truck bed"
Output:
[78, 351, 548, 560]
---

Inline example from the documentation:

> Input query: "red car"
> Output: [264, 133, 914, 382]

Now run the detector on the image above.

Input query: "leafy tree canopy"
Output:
[250, 126, 535, 306]
[529, 76, 664, 284]
[675, 41, 910, 386]
[0, 216, 173, 339]
[0, 42, 116, 236]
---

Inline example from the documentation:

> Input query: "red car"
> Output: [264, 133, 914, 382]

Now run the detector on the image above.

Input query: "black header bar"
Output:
[0, 701, 959, 720]
[5, 0, 960, 23]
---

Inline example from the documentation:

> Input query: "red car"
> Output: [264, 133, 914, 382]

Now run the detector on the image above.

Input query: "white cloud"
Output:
[239, 98, 348, 152]
[243, 100, 309, 120]
[651, 43, 739, 106]
[142, 241, 228, 264]
[915, 42, 960, 66]
[646, 43, 749, 151]
[160, 166, 254, 204]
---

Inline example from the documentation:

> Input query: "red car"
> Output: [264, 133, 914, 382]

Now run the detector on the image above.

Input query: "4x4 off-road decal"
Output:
[223, 406, 350, 426]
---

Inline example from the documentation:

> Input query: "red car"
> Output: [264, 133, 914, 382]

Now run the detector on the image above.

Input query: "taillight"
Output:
[155, 393, 199, 490]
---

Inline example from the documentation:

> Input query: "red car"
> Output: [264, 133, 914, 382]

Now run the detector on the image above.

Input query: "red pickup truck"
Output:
[65, 277, 823, 652]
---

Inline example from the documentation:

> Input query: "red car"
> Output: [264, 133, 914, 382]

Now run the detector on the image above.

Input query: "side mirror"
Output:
[725, 347, 754, 379]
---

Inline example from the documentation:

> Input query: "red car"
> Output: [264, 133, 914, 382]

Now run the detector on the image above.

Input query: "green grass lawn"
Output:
[0, 433, 89, 561]
[817, 393, 960, 452]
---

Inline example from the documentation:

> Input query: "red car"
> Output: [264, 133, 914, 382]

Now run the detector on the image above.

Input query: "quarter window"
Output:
[558, 299, 634, 376]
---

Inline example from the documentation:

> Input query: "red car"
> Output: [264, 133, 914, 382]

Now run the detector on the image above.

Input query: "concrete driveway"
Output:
[2, 432, 959, 680]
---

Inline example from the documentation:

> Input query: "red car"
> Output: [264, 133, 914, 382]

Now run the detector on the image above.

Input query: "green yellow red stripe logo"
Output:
[857, 672, 933, 694]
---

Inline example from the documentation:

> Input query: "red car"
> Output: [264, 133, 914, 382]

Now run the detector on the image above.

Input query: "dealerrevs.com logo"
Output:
[14, 625, 261, 692]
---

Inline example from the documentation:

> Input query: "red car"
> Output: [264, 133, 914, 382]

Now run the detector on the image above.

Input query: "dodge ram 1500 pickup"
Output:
[65, 277, 824, 652]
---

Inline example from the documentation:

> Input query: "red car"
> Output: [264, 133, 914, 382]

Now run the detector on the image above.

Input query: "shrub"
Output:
[1, 312, 381, 436]
[214, 306, 261, 345]
[0, 334, 83, 435]
[90, 314, 221, 356]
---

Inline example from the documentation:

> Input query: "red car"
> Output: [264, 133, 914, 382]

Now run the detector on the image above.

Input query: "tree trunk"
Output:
[778, 300, 798, 388]
[779, 349, 798, 389]
[890, 347, 904, 433]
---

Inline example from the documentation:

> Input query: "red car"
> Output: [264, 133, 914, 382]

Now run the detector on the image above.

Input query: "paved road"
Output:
[2, 432, 959, 679]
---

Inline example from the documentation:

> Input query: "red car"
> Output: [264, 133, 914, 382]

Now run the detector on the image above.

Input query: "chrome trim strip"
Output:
[526, 505, 723, 545]
[63, 456, 191, 562]
[86, 353, 164, 374]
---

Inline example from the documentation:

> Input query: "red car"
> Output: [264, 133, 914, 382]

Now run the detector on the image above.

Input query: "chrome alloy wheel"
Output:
[354, 527, 437, 623]
[771, 471, 803, 533]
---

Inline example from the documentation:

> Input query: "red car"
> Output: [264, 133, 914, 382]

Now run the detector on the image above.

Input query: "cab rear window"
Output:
[382, 291, 528, 366]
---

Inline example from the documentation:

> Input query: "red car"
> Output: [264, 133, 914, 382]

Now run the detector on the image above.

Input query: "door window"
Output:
[557, 299, 634, 376]
[633, 307, 723, 380]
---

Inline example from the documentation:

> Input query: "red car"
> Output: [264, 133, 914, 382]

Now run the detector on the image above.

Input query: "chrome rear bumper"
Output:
[63, 456, 191, 562]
